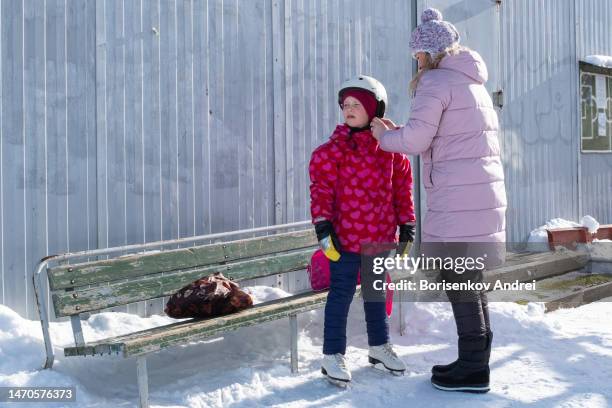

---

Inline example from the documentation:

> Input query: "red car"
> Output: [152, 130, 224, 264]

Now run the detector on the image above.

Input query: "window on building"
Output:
[580, 60, 612, 153]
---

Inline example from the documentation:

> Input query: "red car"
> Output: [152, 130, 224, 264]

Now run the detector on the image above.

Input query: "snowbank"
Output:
[527, 218, 581, 246]
[1, 290, 612, 407]
[584, 55, 612, 68]
[527, 215, 601, 247]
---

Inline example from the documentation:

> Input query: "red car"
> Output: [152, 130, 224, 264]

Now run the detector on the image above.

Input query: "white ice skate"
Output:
[321, 353, 351, 387]
[368, 343, 406, 376]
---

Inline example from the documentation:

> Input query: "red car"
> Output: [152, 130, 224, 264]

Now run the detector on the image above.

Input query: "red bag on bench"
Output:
[165, 272, 253, 319]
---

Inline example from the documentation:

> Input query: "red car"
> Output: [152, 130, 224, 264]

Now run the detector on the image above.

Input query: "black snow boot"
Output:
[431, 335, 491, 393]
[431, 287, 492, 393]
[432, 331, 492, 376]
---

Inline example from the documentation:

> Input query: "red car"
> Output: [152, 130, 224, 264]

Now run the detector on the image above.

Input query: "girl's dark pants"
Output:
[323, 252, 389, 355]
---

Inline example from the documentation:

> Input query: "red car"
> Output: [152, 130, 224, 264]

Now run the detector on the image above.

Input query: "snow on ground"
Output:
[1, 285, 612, 407]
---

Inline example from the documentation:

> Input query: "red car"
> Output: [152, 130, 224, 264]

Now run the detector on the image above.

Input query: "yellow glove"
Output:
[315, 220, 341, 261]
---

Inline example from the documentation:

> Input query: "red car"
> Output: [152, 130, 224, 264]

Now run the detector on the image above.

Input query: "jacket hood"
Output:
[438, 49, 488, 84]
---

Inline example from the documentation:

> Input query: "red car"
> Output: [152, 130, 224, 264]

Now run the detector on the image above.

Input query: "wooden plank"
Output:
[545, 281, 612, 313]
[64, 287, 353, 357]
[48, 228, 316, 290]
[52, 248, 315, 316]
[483, 251, 589, 285]
[389, 250, 589, 284]
[60, 252, 596, 358]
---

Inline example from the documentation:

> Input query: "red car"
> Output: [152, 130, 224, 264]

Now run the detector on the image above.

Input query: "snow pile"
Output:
[245, 285, 291, 305]
[1, 293, 612, 407]
[580, 215, 600, 234]
[527, 216, 601, 247]
[527, 218, 581, 245]
[584, 55, 612, 68]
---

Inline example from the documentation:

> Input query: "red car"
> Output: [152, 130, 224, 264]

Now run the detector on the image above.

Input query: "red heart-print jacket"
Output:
[309, 124, 416, 254]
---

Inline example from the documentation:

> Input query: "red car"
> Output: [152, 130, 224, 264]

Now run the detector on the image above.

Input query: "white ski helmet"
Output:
[338, 75, 388, 118]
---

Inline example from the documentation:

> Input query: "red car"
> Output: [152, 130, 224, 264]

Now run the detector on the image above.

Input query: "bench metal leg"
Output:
[289, 314, 298, 374]
[136, 356, 149, 408]
[70, 315, 86, 346]
[398, 289, 406, 336]
[33, 268, 55, 369]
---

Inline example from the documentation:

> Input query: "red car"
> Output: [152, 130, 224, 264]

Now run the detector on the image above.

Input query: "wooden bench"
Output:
[33, 222, 591, 408]
[33, 222, 336, 408]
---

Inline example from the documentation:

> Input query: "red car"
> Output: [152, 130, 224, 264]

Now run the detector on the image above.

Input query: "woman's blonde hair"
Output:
[409, 43, 467, 93]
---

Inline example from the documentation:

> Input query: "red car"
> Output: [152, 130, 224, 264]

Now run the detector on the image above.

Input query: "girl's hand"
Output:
[370, 117, 391, 141]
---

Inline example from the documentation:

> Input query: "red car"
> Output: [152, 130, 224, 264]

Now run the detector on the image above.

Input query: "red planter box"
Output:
[546, 227, 590, 250]
[595, 225, 612, 240]
[547, 224, 612, 250]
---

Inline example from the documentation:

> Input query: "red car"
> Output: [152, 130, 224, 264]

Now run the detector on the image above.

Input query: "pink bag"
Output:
[307, 249, 394, 316]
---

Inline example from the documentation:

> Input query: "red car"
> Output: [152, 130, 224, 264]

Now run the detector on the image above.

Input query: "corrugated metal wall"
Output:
[277, 0, 414, 224]
[272, 0, 415, 294]
[575, 0, 612, 225]
[1, 0, 611, 318]
[422, 0, 610, 242]
[1, 0, 98, 319]
[498, 0, 581, 242]
[94, 0, 277, 316]
[0, 0, 416, 318]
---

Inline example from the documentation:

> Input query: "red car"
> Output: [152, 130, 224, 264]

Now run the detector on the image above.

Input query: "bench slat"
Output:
[64, 288, 351, 357]
[48, 229, 317, 290]
[52, 248, 315, 316]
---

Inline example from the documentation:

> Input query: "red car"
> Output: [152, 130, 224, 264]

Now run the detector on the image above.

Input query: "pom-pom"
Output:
[421, 8, 443, 23]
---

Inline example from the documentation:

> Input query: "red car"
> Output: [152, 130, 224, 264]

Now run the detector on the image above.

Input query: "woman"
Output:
[371, 8, 507, 393]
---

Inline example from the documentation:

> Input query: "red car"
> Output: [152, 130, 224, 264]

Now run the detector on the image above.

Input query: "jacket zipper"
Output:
[429, 148, 434, 186]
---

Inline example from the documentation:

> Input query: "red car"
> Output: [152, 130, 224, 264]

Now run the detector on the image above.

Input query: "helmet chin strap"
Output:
[347, 123, 372, 134]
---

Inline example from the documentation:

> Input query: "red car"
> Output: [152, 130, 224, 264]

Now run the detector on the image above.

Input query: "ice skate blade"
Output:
[321, 367, 350, 388]
[368, 357, 405, 376]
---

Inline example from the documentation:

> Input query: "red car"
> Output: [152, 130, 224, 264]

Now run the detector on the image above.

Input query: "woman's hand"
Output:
[381, 118, 398, 129]
[370, 117, 391, 141]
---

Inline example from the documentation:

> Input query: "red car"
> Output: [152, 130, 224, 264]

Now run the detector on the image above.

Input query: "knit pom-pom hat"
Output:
[409, 8, 460, 57]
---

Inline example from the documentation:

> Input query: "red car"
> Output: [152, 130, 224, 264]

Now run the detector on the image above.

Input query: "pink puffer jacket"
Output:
[380, 49, 506, 263]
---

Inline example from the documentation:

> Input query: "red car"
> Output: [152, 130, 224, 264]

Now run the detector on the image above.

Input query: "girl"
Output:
[309, 75, 416, 386]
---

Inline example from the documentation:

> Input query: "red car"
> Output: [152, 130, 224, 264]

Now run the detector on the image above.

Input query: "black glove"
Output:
[314, 220, 342, 261]
[398, 224, 415, 256]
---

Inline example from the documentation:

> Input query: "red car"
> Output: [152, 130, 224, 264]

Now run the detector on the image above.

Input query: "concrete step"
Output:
[391, 250, 590, 284]
[487, 270, 612, 312]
